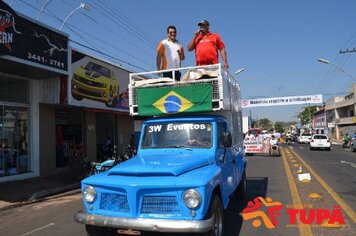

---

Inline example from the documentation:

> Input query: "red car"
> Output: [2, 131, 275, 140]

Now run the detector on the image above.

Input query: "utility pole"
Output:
[340, 48, 356, 54]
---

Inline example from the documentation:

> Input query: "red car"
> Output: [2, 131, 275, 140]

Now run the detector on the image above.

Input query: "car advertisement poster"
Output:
[69, 49, 129, 112]
[0, 1, 68, 73]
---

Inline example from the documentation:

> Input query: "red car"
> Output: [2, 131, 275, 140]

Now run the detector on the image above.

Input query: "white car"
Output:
[309, 134, 331, 151]
[297, 133, 312, 143]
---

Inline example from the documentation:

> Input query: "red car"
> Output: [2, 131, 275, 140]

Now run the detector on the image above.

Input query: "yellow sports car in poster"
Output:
[71, 61, 119, 107]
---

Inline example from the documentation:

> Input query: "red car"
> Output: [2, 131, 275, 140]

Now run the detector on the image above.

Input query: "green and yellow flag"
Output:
[137, 84, 212, 116]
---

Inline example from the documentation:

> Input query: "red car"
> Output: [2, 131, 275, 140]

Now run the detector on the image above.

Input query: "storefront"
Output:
[0, 2, 135, 182]
[0, 1, 69, 181]
[65, 49, 135, 164]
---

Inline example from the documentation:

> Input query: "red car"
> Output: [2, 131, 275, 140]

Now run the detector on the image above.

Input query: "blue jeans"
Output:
[163, 71, 181, 81]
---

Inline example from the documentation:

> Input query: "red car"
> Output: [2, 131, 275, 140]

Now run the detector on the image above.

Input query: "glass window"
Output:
[0, 106, 30, 177]
[141, 123, 212, 149]
[0, 77, 29, 103]
[218, 122, 228, 148]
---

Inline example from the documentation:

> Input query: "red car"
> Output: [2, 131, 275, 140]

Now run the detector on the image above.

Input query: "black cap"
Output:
[198, 20, 210, 26]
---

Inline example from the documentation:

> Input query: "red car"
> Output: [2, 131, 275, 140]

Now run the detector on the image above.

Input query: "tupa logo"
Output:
[242, 197, 283, 229]
[153, 91, 193, 114]
[242, 196, 345, 229]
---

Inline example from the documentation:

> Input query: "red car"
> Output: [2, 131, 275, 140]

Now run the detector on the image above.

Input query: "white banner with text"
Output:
[241, 94, 323, 108]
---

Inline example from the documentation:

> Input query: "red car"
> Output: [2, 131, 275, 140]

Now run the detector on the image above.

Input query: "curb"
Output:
[0, 183, 81, 212]
[28, 183, 81, 201]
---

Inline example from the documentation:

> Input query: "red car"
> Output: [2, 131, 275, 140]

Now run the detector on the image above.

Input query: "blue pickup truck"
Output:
[74, 64, 247, 235]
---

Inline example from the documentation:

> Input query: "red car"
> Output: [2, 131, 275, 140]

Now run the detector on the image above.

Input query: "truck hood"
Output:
[108, 153, 210, 177]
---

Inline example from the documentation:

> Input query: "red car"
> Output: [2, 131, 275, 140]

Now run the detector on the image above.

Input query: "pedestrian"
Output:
[187, 20, 229, 70]
[156, 25, 185, 81]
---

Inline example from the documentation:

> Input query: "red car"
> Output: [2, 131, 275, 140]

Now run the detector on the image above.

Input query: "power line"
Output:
[60, 0, 156, 59]
[17, 0, 151, 71]
[70, 39, 148, 71]
[340, 48, 356, 54]
[101, 0, 158, 46]
[87, 0, 156, 50]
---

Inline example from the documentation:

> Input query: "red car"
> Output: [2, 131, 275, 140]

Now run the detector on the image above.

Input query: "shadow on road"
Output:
[224, 176, 268, 236]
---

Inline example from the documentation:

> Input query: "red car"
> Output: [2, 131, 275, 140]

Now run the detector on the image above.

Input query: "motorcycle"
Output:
[342, 140, 351, 149]
[88, 145, 137, 175]
[89, 145, 123, 175]
[286, 137, 292, 145]
[269, 145, 280, 157]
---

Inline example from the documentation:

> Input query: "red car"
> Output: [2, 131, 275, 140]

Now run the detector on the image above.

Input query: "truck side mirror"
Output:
[223, 132, 232, 147]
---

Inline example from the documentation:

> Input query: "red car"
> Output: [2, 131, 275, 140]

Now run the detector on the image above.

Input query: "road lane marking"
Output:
[281, 148, 313, 236]
[290, 149, 356, 224]
[21, 223, 55, 235]
[340, 160, 356, 168]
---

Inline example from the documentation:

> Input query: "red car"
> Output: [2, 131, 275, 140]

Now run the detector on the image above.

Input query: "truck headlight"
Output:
[83, 185, 97, 203]
[183, 189, 201, 209]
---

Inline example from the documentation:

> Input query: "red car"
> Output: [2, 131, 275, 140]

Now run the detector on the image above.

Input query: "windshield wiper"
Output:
[164, 145, 192, 150]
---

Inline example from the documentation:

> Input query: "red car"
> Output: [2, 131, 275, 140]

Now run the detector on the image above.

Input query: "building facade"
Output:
[313, 107, 327, 135]
[0, 2, 135, 182]
[324, 84, 356, 140]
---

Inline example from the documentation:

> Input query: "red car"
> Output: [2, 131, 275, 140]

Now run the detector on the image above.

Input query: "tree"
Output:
[298, 106, 318, 125]
[274, 121, 285, 133]
[255, 118, 273, 131]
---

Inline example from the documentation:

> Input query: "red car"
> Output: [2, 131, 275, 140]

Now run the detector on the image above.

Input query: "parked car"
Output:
[297, 133, 312, 144]
[350, 136, 356, 152]
[309, 134, 331, 151]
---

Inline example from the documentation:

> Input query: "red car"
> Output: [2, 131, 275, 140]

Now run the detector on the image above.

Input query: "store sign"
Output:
[242, 94, 323, 108]
[327, 122, 335, 128]
[0, 1, 68, 73]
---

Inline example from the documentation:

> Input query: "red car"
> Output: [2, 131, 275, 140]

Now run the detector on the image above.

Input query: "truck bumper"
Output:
[74, 211, 213, 233]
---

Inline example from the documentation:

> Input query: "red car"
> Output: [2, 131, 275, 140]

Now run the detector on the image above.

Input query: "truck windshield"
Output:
[141, 122, 213, 149]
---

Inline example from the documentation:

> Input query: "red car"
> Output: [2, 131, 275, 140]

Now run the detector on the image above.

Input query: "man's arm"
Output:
[156, 52, 161, 71]
[187, 30, 200, 51]
[220, 48, 229, 69]
[179, 47, 185, 60]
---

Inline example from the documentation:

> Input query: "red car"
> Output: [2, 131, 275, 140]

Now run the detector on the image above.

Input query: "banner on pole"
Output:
[241, 94, 323, 108]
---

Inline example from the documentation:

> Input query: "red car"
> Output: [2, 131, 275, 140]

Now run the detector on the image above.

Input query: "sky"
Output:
[5, 0, 356, 122]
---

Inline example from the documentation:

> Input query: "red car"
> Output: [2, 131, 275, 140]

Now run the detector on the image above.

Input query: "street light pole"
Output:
[317, 58, 356, 81]
[59, 3, 90, 30]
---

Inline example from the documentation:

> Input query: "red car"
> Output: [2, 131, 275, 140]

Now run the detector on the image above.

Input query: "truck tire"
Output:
[85, 225, 114, 236]
[235, 170, 246, 199]
[204, 195, 224, 236]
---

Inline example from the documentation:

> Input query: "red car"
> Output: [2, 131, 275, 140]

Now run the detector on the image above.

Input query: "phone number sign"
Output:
[0, 1, 68, 73]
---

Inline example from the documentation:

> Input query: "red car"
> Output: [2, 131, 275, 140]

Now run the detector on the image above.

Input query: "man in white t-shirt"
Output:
[269, 135, 278, 146]
[156, 25, 185, 81]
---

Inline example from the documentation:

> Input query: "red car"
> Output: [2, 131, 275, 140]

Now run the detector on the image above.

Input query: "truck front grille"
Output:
[141, 196, 180, 215]
[100, 193, 130, 212]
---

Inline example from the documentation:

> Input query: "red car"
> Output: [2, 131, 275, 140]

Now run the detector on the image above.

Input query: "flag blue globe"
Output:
[164, 95, 182, 113]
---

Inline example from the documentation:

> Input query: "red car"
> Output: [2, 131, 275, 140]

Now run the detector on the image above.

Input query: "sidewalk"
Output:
[0, 171, 81, 211]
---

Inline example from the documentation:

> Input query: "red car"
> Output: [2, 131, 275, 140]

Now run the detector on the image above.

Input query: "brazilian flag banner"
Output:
[137, 84, 212, 116]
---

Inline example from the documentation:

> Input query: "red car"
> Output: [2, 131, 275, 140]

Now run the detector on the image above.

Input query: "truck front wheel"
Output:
[204, 195, 224, 236]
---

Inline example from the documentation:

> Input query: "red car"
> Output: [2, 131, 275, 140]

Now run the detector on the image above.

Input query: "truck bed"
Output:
[129, 64, 241, 116]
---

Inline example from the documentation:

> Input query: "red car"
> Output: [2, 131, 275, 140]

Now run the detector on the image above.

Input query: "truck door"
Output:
[217, 122, 236, 200]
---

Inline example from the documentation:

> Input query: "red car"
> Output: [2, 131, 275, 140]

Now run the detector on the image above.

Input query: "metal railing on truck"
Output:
[128, 64, 240, 116]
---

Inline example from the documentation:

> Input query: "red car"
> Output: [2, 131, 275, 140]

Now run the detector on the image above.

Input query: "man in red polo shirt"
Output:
[187, 20, 229, 70]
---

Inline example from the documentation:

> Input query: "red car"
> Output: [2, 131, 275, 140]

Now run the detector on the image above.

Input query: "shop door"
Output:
[96, 113, 115, 161]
